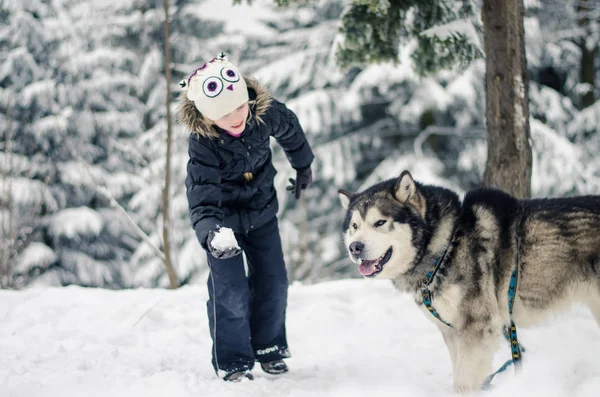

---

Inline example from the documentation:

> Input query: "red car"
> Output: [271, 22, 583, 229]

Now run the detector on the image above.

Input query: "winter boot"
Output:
[260, 360, 289, 375]
[223, 371, 254, 382]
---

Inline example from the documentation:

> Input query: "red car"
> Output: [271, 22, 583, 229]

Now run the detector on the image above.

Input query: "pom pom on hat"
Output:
[183, 53, 249, 121]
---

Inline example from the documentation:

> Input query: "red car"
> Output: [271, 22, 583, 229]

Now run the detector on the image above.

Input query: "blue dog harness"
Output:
[421, 235, 524, 388]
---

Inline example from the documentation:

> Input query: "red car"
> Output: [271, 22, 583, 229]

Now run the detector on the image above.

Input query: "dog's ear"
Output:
[395, 171, 426, 217]
[338, 189, 353, 209]
[395, 171, 416, 203]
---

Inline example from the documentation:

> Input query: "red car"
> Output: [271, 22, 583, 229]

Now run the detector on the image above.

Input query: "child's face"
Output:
[214, 102, 249, 135]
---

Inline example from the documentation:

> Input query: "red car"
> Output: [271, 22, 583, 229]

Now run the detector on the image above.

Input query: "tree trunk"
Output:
[1, 122, 9, 287]
[482, 0, 532, 198]
[577, 0, 597, 109]
[162, 0, 178, 289]
[1, 97, 15, 289]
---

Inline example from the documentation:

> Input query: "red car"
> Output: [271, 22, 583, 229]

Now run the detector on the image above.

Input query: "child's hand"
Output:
[286, 167, 312, 199]
[207, 227, 242, 259]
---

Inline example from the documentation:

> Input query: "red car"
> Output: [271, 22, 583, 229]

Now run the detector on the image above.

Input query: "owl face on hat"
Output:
[181, 55, 249, 121]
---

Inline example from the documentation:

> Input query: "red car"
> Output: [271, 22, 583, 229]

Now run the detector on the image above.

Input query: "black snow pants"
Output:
[206, 216, 291, 375]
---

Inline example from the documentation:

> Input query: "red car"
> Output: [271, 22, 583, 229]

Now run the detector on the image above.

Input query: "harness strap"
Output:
[422, 232, 525, 389]
[421, 240, 454, 328]
[482, 267, 525, 388]
[422, 283, 453, 328]
[507, 265, 523, 365]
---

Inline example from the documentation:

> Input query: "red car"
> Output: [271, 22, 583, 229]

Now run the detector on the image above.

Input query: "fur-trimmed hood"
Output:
[177, 76, 272, 138]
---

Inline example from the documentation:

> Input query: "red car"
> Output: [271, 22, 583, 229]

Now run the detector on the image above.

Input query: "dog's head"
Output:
[338, 170, 428, 279]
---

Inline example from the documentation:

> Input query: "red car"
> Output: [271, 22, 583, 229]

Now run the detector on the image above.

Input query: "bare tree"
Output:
[577, 0, 598, 109]
[162, 0, 178, 289]
[1, 100, 15, 288]
[482, 0, 532, 198]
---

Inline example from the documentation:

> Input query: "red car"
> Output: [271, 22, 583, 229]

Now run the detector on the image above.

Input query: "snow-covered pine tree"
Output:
[203, 0, 482, 281]
[441, 0, 600, 198]
[3, 0, 598, 288]
[1, 1, 64, 288]
[262, 0, 534, 198]
[0, 0, 175, 288]
[523, 0, 600, 197]
[532, 0, 598, 110]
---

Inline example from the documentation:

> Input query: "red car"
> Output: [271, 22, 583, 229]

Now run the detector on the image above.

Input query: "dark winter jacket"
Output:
[179, 77, 314, 247]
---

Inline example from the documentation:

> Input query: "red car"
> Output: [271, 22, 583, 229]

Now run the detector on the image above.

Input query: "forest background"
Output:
[1, 0, 599, 289]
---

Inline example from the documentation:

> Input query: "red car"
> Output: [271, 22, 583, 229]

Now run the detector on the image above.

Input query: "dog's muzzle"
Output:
[353, 246, 393, 277]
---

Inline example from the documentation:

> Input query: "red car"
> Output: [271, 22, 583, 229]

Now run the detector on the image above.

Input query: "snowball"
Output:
[210, 227, 240, 251]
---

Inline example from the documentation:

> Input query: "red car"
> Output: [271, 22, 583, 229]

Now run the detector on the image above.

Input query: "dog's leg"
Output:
[441, 328, 458, 372]
[452, 327, 496, 393]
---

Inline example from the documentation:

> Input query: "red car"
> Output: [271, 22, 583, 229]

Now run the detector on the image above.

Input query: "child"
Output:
[178, 54, 314, 382]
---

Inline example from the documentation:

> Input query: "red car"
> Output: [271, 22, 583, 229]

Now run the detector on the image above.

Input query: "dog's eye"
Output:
[374, 220, 387, 227]
[352, 223, 358, 230]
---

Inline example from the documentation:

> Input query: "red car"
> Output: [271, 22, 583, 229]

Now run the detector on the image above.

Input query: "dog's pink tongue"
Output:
[358, 260, 377, 276]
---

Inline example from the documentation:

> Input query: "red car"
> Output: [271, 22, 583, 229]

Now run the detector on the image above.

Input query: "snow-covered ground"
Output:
[1, 279, 599, 397]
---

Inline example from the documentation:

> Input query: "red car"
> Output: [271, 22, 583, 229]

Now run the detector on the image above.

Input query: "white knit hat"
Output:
[180, 53, 249, 121]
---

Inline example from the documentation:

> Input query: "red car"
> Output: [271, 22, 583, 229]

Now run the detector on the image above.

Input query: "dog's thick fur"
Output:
[339, 171, 600, 392]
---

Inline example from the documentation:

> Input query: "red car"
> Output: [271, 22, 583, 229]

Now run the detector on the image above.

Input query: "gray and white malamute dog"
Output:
[338, 170, 600, 392]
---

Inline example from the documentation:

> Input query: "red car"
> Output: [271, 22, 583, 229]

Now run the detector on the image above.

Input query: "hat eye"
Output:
[202, 77, 223, 98]
[220, 67, 240, 83]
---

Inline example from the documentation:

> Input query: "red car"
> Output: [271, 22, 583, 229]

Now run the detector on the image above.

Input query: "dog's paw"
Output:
[453, 383, 478, 394]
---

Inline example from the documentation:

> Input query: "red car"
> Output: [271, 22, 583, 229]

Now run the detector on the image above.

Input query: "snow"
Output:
[189, 0, 279, 38]
[19, 80, 57, 109]
[48, 207, 103, 239]
[524, 17, 543, 66]
[421, 19, 483, 53]
[10, 177, 56, 211]
[524, 0, 542, 9]
[210, 227, 240, 251]
[12, 242, 56, 274]
[530, 118, 592, 196]
[574, 82, 594, 96]
[1, 279, 599, 396]
[361, 153, 465, 196]
[350, 62, 415, 94]
[446, 64, 481, 113]
[31, 114, 68, 139]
